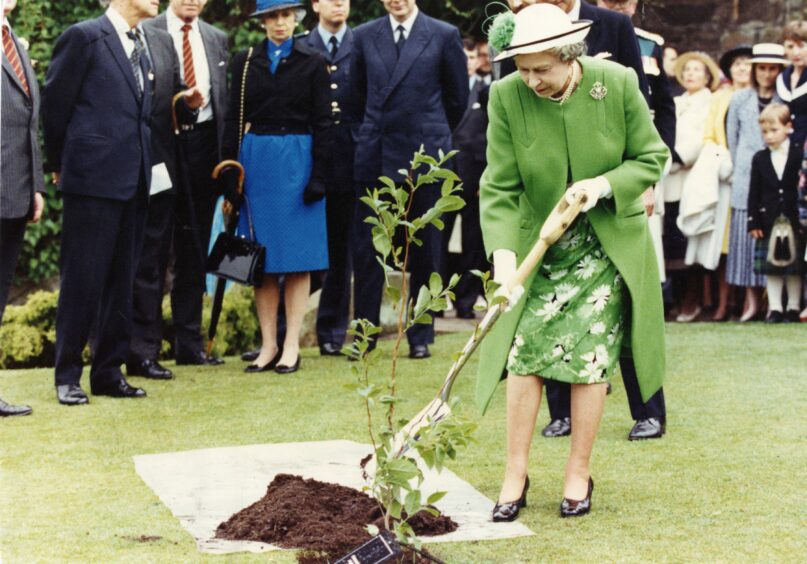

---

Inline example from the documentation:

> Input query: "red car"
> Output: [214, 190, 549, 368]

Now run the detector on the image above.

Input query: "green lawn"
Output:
[1, 323, 804, 563]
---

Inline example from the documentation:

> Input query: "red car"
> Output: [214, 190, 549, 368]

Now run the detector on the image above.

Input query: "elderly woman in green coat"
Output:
[480, 4, 669, 521]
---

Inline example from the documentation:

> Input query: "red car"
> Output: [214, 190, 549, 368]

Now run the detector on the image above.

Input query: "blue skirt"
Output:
[237, 132, 328, 274]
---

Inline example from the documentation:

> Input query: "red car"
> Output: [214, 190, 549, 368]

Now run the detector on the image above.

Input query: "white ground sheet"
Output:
[133, 439, 534, 554]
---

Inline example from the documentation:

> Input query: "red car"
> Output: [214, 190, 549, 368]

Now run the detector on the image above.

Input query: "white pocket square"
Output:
[472, 102, 481, 109]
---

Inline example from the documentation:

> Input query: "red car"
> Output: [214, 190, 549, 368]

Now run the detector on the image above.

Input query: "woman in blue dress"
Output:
[222, 0, 332, 373]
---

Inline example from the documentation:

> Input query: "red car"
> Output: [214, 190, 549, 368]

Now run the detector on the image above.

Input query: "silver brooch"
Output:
[590, 81, 608, 100]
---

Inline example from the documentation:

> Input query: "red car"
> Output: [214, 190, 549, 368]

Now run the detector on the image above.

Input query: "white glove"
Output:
[566, 176, 612, 212]
[492, 249, 524, 311]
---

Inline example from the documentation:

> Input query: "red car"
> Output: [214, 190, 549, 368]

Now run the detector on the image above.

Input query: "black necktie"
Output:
[395, 24, 406, 58]
[126, 29, 150, 98]
[328, 36, 339, 60]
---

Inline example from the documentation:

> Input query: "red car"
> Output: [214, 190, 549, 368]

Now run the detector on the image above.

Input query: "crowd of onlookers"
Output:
[1, 0, 804, 419]
[657, 27, 807, 324]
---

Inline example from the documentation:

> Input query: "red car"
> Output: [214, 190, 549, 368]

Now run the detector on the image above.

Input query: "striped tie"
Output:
[2, 25, 30, 97]
[181, 24, 196, 88]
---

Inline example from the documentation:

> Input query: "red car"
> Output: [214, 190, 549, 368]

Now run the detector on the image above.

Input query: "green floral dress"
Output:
[506, 216, 627, 384]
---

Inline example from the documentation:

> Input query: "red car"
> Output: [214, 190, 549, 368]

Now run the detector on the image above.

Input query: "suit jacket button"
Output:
[330, 83, 338, 90]
[331, 101, 339, 107]
[330, 65, 337, 72]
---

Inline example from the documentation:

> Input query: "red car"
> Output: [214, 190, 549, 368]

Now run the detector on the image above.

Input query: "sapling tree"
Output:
[346, 148, 478, 551]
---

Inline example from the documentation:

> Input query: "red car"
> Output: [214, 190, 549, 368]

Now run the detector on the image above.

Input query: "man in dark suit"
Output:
[350, 0, 468, 359]
[42, 0, 202, 405]
[442, 37, 489, 320]
[301, 0, 356, 357]
[597, 0, 673, 440]
[0, 0, 38, 417]
[127, 0, 228, 379]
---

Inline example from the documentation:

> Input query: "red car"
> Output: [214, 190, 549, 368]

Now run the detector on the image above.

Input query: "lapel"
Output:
[372, 18, 397, 80]
[333, 26, 353, 65]
[783, 142, 801, 181]
[101, 15, 141, 101]
[760, 149, 778, 185]
[384, 13, 432, 102]
[199, 20, 223, 82]
[306, 27, 329, 56]
[2, 28, 30, 97]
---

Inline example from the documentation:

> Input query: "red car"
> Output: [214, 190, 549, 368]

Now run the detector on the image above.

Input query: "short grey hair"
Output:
[546, 41, 587, 62]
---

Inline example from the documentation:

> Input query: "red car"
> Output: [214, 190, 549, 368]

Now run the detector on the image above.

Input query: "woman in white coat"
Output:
[663, 52, 720, 321]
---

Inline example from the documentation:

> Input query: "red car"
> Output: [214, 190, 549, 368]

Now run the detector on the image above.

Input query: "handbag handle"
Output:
[238, 47, 253, 153]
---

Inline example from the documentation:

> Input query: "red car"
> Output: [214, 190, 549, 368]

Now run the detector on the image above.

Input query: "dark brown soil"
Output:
[216, 473, 457, 563]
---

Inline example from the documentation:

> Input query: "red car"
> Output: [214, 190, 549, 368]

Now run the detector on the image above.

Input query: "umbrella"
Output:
[207, 159, 246, 356]
[389, 190, 589, 459]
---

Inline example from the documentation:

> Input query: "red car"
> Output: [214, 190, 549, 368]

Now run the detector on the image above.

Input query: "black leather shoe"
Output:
[628, 417, 665, 440]
[319, 342, 344, 356]
[91, 379, 147, 398]
[56, 384, 89, 406]
[275, 355, 301, 374]
[492, 476, 529, 522]
[241, 349, 260, 362]
[560, 477, 593, 518]
[784, 309, 800, 323]
[456, 309, 476, 320]
[176, 350, 224, 366]
[766, 310, 784, 323]
[0, 397, 32, 416]
[409, 345, 431, 359]
[127, 359, 173, 380]
[245, 348, 283, 373]
[542, 417, 571, 437]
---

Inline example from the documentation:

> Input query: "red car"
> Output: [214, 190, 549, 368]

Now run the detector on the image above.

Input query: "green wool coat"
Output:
[476, 56, 670, 414]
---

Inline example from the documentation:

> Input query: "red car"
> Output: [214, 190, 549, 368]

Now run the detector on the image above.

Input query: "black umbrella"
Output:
[207, 159, 247, 356]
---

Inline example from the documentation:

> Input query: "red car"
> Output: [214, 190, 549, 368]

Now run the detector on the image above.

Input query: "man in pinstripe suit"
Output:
[0, 0, 40, 417]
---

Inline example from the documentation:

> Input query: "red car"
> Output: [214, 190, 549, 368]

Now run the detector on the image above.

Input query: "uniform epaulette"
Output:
[635, 27, 664, 46]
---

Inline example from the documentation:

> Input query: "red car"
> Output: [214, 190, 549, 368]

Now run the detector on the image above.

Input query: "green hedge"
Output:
[0, 286, 259, 369]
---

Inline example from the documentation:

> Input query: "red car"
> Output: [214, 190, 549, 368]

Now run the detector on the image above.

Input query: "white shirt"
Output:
[106, 6, 137, 59]
[770, 138, 790, 180]
[389, 6, 419, 41]
[317, 23, 347, 53]
[166, 8, 213, 123]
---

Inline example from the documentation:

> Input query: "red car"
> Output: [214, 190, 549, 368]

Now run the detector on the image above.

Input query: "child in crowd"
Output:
[747, 103, 804, 322]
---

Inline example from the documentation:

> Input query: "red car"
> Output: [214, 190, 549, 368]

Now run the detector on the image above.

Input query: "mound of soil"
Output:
[216, 473, 457, 563]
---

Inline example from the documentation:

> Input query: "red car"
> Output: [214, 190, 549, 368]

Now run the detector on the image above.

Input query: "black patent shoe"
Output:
[492, 476, 529, 522]
[541, 417, 571, 437]
[275, 355, 301, 374]
[628, 417, 665, 441]
[560, 477, 593, 518]
[766, 310, 784, 324]
[245, 348, 282, 373]
[241, 349, 260, 362]
[127, 358, 173, 380]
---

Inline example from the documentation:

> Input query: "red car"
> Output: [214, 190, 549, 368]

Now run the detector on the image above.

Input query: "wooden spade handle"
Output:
[507, 191, 587, 291]
[211, 160, 245, 194]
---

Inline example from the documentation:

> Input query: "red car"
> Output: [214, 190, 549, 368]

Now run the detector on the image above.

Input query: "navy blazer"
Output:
[578, 1, 649, 98]
[42, 15, 154, 201]
[301, 27, 356, 189]
[747, 143, 802, 233]
[350, 12, 468, 182]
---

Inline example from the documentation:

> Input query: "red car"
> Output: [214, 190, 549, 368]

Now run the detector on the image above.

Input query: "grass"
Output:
[0, 323, 804, 563]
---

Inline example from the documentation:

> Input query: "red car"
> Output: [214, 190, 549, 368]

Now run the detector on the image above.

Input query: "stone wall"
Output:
[636, 0, 807, 58]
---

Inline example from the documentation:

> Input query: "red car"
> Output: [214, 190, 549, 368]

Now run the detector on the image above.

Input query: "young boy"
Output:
[747, 103, 804, 322]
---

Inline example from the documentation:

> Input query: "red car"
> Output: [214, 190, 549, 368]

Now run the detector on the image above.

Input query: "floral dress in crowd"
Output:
[507, 216, 627, 384]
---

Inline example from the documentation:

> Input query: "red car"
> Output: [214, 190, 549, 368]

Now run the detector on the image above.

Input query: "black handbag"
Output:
[206, 204, 265, 287]
[206, 47, 265, 287]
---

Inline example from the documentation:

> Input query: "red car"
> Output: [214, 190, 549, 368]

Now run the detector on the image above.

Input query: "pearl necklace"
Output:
[549, 62, 580, 105]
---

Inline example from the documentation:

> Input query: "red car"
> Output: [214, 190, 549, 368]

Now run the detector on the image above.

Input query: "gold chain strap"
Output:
[238, 47, 253, 153]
